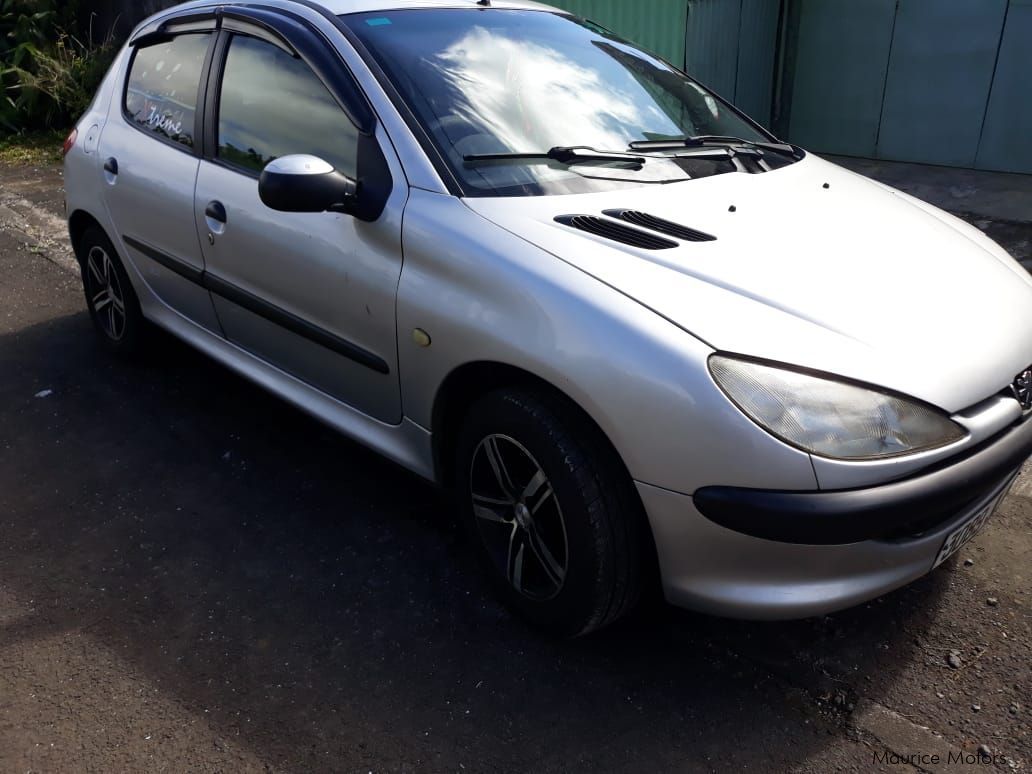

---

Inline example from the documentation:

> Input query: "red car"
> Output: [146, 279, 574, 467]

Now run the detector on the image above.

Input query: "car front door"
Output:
[193, 19, 405, 424]
[99, 23, 221, 332]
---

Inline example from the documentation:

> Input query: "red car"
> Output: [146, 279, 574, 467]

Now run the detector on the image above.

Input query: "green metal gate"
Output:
[976, 0, 1032, 173]
[546, 0, 781, 128]
[784, 0, 1032, 174]
[548, 0, 1032, 174]
[684, 0, 781, 126]
[547, 0, 690, 68]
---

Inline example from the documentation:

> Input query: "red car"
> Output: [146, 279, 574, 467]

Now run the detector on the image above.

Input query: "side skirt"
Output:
[119, 237, 436, 483]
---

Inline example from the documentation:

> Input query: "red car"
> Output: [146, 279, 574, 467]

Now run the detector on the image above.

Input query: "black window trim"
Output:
[221, 16, 297, 56]
[201, 27, 232, 168]
[289, 0, 465, 197]
[202, 6, 377, 180]
[131, 11, 221, 46]
[123, 4, 378, 167]
[121, 23, 217, 157]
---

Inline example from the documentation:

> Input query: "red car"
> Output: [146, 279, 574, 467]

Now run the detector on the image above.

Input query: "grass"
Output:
[0, 129, 66, 166]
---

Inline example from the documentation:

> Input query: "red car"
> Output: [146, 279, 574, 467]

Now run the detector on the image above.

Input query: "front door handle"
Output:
[205, 200, 227, 224]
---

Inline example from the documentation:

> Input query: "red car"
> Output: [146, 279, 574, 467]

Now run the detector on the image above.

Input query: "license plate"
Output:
[933, 489, 1008, 568]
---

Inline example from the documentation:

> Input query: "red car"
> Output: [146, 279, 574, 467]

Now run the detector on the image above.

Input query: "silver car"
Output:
[63, 0, 1032, 636]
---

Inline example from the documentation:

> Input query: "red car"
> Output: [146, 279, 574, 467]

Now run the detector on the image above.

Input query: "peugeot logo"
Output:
[1014, 367, 1032, 411]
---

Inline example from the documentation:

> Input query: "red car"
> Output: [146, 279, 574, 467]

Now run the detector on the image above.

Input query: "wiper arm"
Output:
[464, 146, 644, 166]
[629, 136, 802, 158]
[694, 136, 802, 158]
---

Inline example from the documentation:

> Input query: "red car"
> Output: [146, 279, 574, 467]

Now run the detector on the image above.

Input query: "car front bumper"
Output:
[638, 415, 1032, 620]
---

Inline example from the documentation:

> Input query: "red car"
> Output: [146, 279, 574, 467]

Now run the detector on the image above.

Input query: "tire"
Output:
[77, 227, 145, 358]
[456, 388, 646, 636]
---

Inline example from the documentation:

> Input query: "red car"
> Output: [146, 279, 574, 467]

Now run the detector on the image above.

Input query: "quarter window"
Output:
[124, 33, 212, 148]
[216, 35, 358, 176]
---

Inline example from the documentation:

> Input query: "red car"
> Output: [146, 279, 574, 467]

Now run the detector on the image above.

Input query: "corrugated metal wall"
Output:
[683, 0, 739, 98]
[550, 0, 780, 127]
[684, 0, 780, 125]
[734, 0, 781, 126]
[547, 0, 690, 68]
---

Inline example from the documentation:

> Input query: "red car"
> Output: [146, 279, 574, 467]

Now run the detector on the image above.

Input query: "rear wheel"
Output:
[78, 227, 145, 357]
[456, 388, 646, 636]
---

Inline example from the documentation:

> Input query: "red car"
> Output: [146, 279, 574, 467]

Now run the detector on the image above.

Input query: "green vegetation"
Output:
[0, 127, 63, 164]
[1, 0, 117, 135]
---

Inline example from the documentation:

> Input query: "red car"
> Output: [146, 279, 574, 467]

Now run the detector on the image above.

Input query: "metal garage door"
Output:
[786, 0, 1032, 174]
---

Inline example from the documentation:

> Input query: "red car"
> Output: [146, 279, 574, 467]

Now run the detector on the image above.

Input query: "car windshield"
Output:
[343, 9, 776, 197]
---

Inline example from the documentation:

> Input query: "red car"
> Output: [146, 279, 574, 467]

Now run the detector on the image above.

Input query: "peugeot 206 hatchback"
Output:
[64, 0, 1032, 636]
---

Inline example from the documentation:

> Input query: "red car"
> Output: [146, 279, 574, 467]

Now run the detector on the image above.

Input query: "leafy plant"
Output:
[4, 31, 115, 128]
[1, 0, 115, 133]
[0, 0, 51, 129]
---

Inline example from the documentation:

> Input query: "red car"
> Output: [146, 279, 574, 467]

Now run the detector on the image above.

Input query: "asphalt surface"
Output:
[0, 162, 1029, 773]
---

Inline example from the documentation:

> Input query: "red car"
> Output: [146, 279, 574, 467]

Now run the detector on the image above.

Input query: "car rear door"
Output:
[98, 17, 221, 332]
[192, 11, 406, 424]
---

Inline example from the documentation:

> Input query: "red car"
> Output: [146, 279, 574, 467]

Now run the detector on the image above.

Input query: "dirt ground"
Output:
[0, 161, 1029, 773]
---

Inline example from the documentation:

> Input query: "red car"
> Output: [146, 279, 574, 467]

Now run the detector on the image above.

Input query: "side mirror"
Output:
[258, 155, 358, 214]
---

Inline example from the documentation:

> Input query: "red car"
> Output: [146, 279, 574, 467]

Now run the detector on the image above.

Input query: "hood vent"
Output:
[604, 209, 717, 242]
[554, 215, 678, 250]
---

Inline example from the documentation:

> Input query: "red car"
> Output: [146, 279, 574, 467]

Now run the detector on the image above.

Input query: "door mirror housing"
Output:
[259, 155, 358, 215]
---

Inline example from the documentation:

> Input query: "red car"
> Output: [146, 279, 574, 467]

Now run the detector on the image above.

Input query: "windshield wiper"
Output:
[464, 146, 644, 166]
[629, 136, 802, 158]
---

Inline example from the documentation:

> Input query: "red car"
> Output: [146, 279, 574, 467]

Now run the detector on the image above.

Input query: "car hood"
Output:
[464, 154, 1032, 413]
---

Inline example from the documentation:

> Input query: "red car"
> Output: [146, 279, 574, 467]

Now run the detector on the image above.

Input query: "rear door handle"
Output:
[103, 157, 118, 185]
[205, 200, 227, 224]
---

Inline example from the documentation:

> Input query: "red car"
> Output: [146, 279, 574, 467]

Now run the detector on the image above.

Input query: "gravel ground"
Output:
[0, 162, 1029, 773]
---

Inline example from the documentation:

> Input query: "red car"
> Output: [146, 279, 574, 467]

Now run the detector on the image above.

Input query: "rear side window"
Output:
[216, 34, 358, 176]
[124, 33, 212, 149]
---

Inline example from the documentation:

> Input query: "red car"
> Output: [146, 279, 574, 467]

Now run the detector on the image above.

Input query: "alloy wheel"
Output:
[85, 246, 127, 341]
[469, 434, 569, 601]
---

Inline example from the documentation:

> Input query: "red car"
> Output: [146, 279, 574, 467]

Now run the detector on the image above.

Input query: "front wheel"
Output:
[456, 388, 646, 636]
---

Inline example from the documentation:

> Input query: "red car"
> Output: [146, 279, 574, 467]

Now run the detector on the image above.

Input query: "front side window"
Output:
[124, 33, 212, 148]
[216, 35, 359, 176]
[345, 10, 777, 196]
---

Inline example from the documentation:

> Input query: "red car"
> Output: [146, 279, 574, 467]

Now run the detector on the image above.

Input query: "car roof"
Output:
[132, 0, 568, 47]
[131, 0, 575, 53]
[302, 0, 561, 14]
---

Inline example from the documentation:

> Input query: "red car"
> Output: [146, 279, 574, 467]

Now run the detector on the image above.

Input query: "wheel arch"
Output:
[433, 361, 566, 488]
[430, 361, 642, 501]
[68, 209, 107, 264]
[431, 359, 662, 594]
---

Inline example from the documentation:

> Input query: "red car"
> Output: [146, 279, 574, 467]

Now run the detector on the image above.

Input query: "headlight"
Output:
[709, 355, 967, 460]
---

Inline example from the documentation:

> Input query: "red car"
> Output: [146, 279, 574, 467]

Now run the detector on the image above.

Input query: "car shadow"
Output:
[0, 311, 952, 771]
